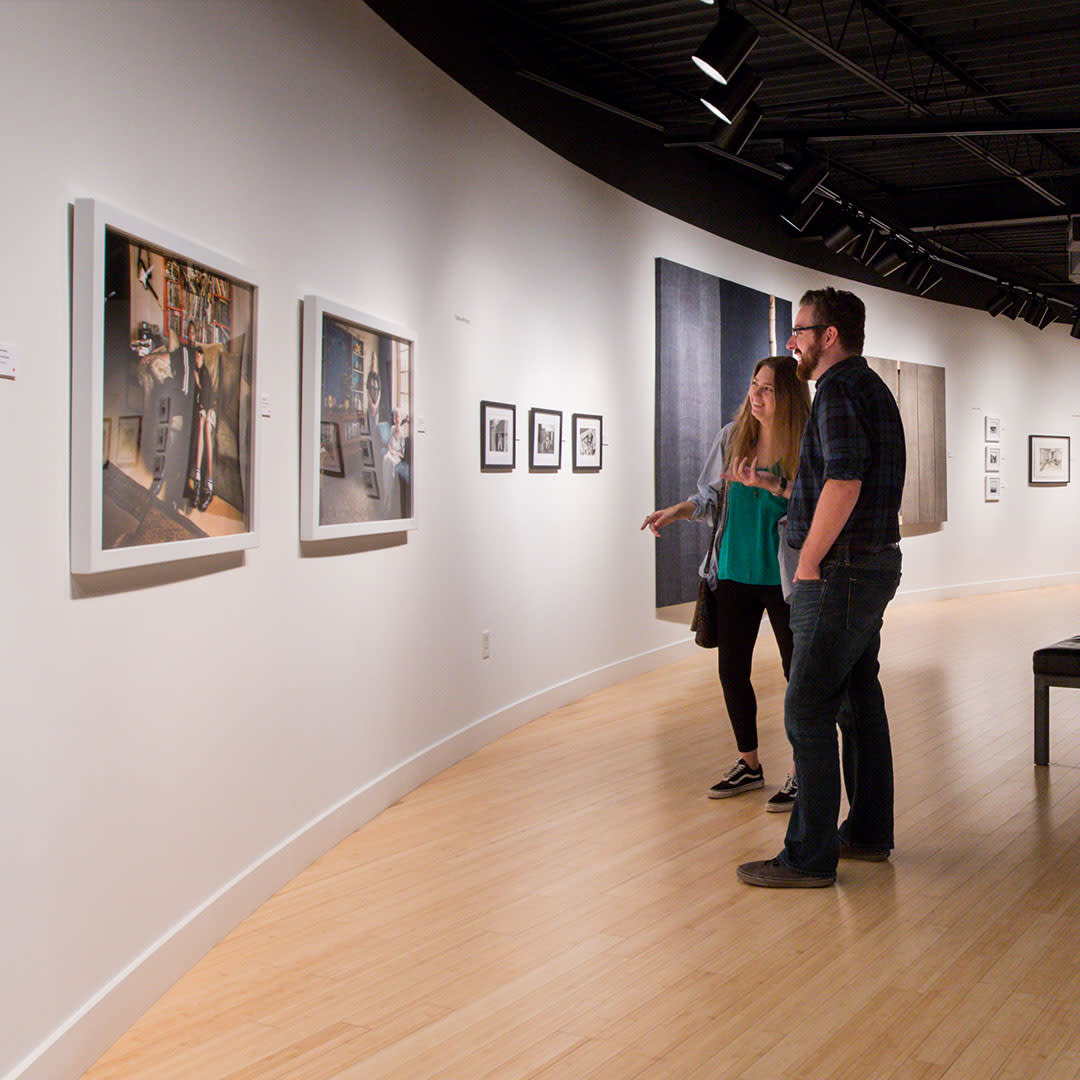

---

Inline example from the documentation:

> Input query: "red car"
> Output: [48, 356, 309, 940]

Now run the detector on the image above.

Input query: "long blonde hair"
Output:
[725, 356, 811, 482]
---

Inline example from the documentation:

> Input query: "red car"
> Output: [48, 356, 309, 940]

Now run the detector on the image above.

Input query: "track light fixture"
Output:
[712, 103, 761, 154]
[1025, 297, 1050, 327]
[901, 255, 935, 292]
[692, 5, 760, 86]
[823, 220, 859, 254]
[997, 293, 1023, 317]
[986, 285, 1013, 317]
[701, 65, 762, 124]
[855, 228, 887, 265]
[1037, 304, 1058, 330]
[869, 243, 908, 277]
[783, 157, 829, 207]
[917, 268, 943, 296]
[780, 195, 824, 233]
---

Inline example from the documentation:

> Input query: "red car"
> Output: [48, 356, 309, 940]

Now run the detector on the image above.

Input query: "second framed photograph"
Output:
[572, 413, 603, 472]
[301, 295, 416, 541]
[529, 407, 563, 472]
[985, 445, 1000, 471]
[1029, 434, 1070, 485]
[480, 400, 516, 471]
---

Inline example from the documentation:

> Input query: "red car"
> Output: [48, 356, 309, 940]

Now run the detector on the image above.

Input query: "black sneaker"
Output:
[708, 759, 764, 799]
[765, 773, 797, 813]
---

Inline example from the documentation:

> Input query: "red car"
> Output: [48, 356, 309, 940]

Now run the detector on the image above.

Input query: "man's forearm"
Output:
[795, 478, 862, 579]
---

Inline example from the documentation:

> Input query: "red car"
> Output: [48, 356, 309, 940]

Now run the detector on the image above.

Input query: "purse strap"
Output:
[703, 483, 723, 579]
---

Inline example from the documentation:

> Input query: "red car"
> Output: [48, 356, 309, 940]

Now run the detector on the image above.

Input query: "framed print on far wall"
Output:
[480, 400, 516, 471]
[1029, 434, 1070, 485]
[529, 407, 563, 472]
[985, 415, 1001, 441]
[572, 413, 603, 472]
[985, 475, 1001, 501]
[301, 295, 416, 541]
[985, 445, 1000, 471]
[71, 198, 259, 574]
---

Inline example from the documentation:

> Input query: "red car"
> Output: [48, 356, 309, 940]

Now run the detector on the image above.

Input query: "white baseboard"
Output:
[894, 570, 1080, 605]
[6, 636, 694, 1080]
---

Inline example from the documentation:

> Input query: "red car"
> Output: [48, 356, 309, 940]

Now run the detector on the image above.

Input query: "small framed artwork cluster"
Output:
[981, 416, 1071, 501]
[480, 401, 603, 473]
[984, 415, 1001, 501]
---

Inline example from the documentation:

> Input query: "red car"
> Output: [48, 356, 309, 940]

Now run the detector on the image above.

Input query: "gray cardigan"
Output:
[687, 423, 734, 588]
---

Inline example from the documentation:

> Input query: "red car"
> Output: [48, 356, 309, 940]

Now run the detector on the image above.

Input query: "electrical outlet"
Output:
[480, 630, 491, 660]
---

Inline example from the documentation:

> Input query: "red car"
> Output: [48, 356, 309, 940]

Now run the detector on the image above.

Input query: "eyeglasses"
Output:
[790, 324, 828, 336]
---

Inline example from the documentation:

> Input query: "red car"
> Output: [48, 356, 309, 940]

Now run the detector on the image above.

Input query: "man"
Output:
[737, 287, 905, 888]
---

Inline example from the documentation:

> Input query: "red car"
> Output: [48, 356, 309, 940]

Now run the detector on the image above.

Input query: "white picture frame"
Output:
[985, 445, 1000, 471]
[301, 295, 417, 541]
[985, 475, 1001, 501]
[984, 415, 1001, 441]
[71, 198, 260, 574]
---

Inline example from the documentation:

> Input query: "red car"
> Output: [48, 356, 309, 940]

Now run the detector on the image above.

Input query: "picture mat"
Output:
[71, 198, 259, 573]
[301, 295, 417, 540]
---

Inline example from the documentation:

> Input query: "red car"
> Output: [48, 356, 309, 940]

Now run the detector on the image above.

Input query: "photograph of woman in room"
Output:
[642, 355, 811, 810]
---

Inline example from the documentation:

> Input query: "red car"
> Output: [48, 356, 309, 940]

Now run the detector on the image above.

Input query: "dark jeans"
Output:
[779, 545, 901, 876]
[712, 579, 793, 754]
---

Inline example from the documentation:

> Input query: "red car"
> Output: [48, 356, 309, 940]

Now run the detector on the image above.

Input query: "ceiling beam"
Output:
[757, 116, 1080, 142]
[742, 0, 1068, 209]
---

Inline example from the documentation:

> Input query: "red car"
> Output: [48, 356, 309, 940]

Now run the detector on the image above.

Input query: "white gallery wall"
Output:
[0, 1, 1077, 1078]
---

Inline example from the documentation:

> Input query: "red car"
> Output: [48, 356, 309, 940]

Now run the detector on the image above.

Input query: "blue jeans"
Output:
[779, 545, 902, 876]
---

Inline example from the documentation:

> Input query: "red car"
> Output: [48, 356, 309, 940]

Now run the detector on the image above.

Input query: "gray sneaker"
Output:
[708, 758, 764, 798]
[765, 773, 797, 812]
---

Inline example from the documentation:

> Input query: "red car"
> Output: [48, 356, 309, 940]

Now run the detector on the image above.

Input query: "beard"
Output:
[795, 338, 822, 380]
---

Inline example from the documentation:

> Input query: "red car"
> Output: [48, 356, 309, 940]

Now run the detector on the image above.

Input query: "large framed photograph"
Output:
[1029, 435, 1070, 485]
[528, 407, 562, 472]
[301, 295, 415, 540]
[480, 400, 516, 471]
[71, 199, 259, 573]
[572, 413, 603, 472]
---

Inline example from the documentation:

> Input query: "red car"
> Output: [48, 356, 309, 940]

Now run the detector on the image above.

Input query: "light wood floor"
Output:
[82, 586, 1080, 1080]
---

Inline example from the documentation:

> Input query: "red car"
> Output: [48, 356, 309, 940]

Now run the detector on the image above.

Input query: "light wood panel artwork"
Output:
[81, 586, 1080, 1080]
[868, 356, 947, 526]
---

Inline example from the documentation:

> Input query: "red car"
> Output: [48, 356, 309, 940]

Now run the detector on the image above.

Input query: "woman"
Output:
[642, 356, 811, 810]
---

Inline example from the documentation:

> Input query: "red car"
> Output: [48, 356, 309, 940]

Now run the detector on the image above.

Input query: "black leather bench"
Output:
[1034, 636, 1080, 765]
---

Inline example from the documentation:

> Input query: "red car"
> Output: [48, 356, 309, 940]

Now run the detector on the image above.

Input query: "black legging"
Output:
[712, 579, 793, 754]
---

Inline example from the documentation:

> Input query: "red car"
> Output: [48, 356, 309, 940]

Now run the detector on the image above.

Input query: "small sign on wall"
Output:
[0, 341, 16, 379]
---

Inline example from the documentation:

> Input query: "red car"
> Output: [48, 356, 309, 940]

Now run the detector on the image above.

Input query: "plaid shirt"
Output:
[786, 355, 906, 551]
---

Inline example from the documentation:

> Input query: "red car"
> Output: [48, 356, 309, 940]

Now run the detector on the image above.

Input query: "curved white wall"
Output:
[0, 2, 1077, 1078]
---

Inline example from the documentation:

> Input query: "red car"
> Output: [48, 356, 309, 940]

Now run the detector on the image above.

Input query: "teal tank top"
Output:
[714, 475, 787, 586]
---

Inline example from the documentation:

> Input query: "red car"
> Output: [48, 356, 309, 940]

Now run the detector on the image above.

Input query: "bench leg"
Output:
[1034, 675, 1050, 766]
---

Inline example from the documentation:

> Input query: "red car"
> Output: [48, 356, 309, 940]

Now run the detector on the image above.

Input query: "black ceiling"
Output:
[368, 0, 1080, 323]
